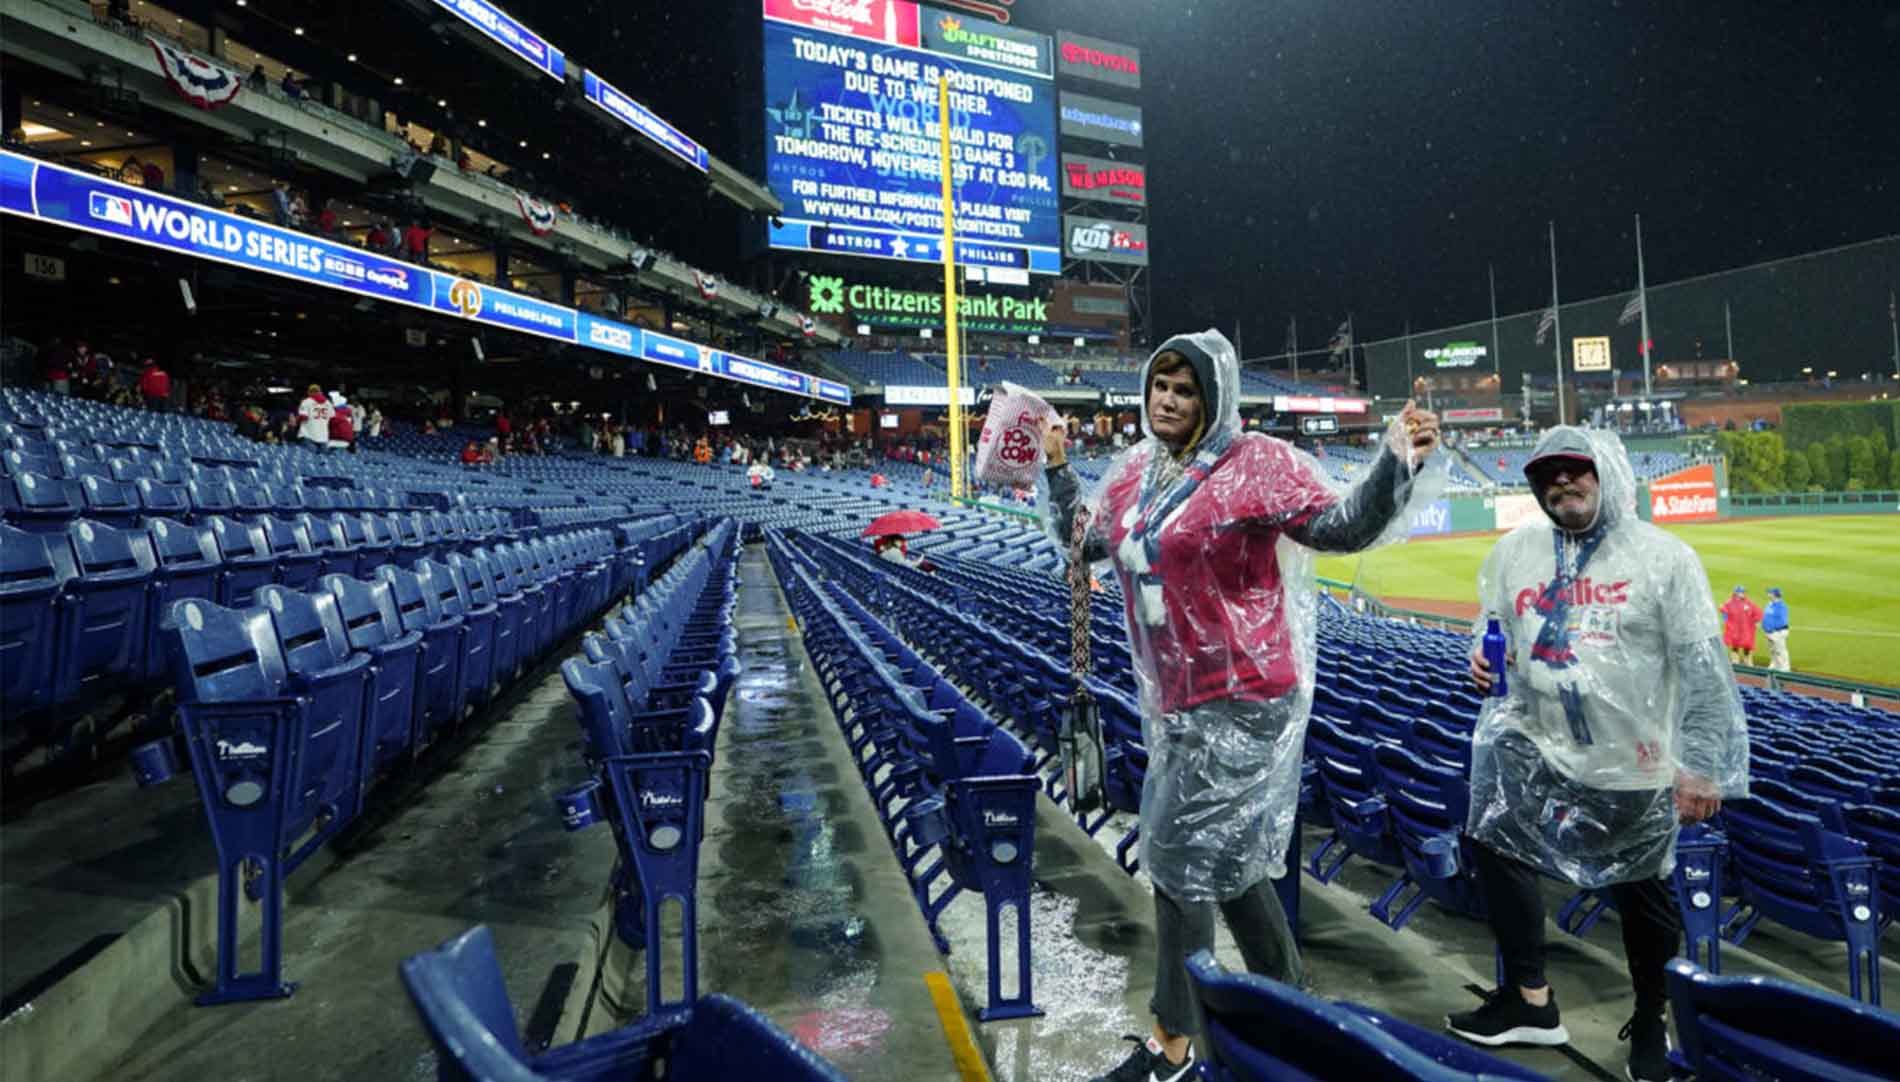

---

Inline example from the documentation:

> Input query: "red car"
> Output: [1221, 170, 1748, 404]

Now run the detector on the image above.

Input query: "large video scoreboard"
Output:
[761, 0, 1061, 274]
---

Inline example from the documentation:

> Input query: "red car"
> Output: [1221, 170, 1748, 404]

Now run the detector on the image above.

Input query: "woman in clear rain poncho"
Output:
[1042, 330, 1445, 1082]
[1448, 426, 1748, 1082]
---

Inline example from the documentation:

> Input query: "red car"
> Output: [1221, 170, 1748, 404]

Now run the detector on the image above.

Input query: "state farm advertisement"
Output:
[1649, 463, 1720, 523]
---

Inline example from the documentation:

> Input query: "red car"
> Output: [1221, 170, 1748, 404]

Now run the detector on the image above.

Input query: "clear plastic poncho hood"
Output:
[1467, 426, 1750, 888]
[1046, 329, 1446, 901]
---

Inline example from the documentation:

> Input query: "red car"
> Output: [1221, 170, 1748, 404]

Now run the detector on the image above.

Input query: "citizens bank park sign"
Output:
[807, 274, 1049, 333]
[1061, 153, 1146, 205]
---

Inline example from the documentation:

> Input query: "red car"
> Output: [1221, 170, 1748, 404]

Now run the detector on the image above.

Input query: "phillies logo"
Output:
[449, 278, 483, 318]
[1515, 578, 1632, 617]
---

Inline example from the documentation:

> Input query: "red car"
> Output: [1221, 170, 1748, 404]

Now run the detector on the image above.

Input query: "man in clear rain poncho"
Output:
[1448, 427, 1749, 1082]
[1041, 330, 1446, 1082]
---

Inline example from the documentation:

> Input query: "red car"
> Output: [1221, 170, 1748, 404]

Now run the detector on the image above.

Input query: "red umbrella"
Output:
[862, 510, 941, 538]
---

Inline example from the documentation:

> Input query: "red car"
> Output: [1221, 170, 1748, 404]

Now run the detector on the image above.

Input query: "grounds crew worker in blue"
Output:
[1452, 426, 1750, 1082]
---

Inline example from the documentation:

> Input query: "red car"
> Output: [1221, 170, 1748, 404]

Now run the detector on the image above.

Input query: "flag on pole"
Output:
[1534, 306, 1557, 345]
[1327, 319, 1352, 357]
[1618, 291, 1645, 326]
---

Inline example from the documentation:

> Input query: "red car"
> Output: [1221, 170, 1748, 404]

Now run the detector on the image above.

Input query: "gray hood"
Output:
[1137, 329, 1243, 453]
[1525, 425, 1637, 532]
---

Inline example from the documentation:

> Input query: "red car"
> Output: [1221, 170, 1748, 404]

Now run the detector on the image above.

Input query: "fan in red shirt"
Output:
[138, 357, 171, 412]
[1042, 330, 1444, 1076]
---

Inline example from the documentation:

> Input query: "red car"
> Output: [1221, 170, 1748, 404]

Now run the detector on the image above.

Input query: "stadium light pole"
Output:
[1488, 263, 1501, 383]
[1890, 289, 1898, 379]
[1548, 221, 1565, 425]
[1636, 214, 1653, 398]
[937, 76, 966, 502]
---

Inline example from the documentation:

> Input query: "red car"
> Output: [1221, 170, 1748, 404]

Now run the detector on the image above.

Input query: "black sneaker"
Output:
[1445, 987, 1571, 1047]
[1089, 1034, 1196, 1082]
[1620, 1010, 1670, 1082]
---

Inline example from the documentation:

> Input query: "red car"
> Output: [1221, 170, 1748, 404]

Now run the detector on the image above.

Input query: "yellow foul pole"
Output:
[937, 75, 966, 501]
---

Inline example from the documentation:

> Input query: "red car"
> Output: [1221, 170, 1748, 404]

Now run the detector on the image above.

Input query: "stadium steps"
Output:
[569, 546, 975, 1080]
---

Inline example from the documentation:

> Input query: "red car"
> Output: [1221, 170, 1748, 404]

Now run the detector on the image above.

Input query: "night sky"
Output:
[526, 1, 1899, 359]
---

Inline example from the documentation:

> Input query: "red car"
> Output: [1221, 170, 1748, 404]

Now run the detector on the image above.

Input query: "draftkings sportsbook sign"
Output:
[807, 274, 1049, 334]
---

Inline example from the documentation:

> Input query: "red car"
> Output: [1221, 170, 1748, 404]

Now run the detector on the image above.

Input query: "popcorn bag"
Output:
[974, 382, 1055, 487]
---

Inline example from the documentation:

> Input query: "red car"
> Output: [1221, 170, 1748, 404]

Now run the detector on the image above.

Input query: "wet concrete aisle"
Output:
[666, 547, 973, 1080]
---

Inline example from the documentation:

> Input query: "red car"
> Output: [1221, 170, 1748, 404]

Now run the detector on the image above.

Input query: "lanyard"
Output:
[1530, 526, 1605, 744]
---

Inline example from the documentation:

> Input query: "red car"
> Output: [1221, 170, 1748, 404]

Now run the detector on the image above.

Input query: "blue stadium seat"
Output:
[400, 925, 847, 1082]
[0, 523, 74, 713]
[251, 515, 323, 592]
[1184, 951, 1546, 1082]
[2, 471, 81, 532]
[452, 550, 519, 686]
[76, 475, 140, 528]
[1665, 959, 1899, 1082]
[134, 599, 356, 1003]
[56, 519, 157, 704]
[319, 574, 423, 781]
[134, 478, 191, 521]
[376, 564, 465, 747]
[206, 515, 276, 607]
[252, 585, 370, 828]
[144, 517, 223, 682]
[1721, 797, 1884, 1003]
[416, 557, 496, 709]
[297, 512, 360, 580]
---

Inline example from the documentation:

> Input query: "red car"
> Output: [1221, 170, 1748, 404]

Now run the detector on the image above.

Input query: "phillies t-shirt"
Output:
[1478, 519, 1721, 789]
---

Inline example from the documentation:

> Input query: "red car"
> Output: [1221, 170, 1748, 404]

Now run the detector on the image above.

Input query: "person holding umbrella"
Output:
[864, 510, 940, 573]
[1043, 329, 1445, 1082]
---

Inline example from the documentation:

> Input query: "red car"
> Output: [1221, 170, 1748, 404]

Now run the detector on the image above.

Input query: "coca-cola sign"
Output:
[1056, 30, 1142, 89]
[762, 0, 920, 47]
[1061, 153, 1146, 205]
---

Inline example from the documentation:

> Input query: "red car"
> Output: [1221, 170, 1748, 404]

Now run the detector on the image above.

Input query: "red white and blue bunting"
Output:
[513, 191, 558, 236]
[694, 270, 719, 301]
[147, 36, 243, 111]
[800, 315, 817, 337]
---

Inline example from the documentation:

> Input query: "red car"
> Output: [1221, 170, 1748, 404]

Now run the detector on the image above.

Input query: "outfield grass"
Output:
[1313, 515, 1900, 687]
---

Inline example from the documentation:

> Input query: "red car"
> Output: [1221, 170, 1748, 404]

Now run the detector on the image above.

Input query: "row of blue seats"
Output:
[1186, 950, 1900, 1082]
[124, 517, 694, 1006]
[559, 522, 741, 1015]
[0, 512, 560, 722]
[771, 531, 1044, 1022]
[2, 471, 436, 527]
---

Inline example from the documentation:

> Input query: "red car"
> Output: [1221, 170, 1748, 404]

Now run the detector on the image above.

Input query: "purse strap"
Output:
[1069, 505, 1092, 681]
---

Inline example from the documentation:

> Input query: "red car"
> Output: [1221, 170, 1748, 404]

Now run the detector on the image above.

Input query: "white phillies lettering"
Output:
[982, 809, 1019, 827]
[216, 739, 268, 759]
[639, 790, 684, 808]
[1514, 578, 1632, 617]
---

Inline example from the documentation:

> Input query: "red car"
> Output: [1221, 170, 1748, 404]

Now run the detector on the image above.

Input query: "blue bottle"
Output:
[1483, 618, 1509, 698]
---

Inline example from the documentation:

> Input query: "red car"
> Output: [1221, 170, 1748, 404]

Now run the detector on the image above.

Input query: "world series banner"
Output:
[0, 150, 851, 406]
[762, 0, 1061, 274]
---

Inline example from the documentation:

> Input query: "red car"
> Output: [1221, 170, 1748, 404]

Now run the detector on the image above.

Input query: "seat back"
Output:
[319, 574, 404, 652]
[62, 519, 159, 695]
[1185, 951, 1545, 1082]
[396, 925, 534, 1080]
[0, 523, 76, 709]
[1666, 959, 1900, 1082]
[164, 599, 288, 704]
[135, 478, 191, 519]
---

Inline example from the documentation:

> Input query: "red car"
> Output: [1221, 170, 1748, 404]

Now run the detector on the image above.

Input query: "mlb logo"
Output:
[89, 192, 134, 226]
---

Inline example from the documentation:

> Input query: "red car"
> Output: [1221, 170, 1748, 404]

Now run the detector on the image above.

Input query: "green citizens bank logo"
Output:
[808, 275, 846, 314]
[806, 277, 1049, 330]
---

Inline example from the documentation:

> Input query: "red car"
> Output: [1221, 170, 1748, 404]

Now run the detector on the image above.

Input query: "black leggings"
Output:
[1472, 842, 1681, 1014]
[1150, 878, 1302, 1037]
